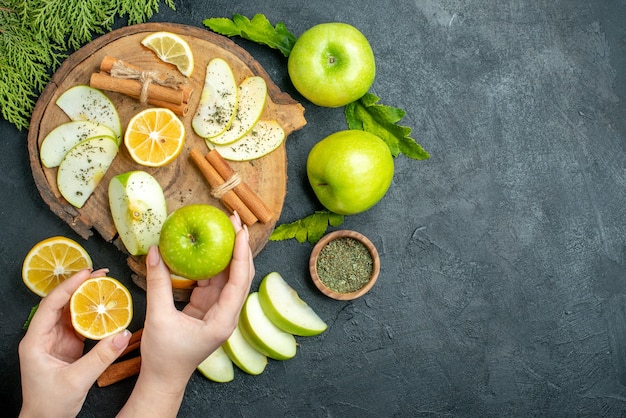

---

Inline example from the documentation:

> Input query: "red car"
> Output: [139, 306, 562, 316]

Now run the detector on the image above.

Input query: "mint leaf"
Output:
[345, 93, 430, 160]
[22, 304, 39, 330]
[203, 14, 296, 57]
[270, 211, 344, 244]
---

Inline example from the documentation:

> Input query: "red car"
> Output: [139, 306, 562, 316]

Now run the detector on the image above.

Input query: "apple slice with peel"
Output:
[108, 171, 167, 256]
[192, 58, 238, 139]
[40, 121, 117, 168]
[207, 120, 285, 161]
[258, 272, 328, 336]
[207, 76, 267, 145]
[221, 325, 267, 375]
[239, 292, 297, 361]
[56, 85, 122, 142]
[197, 346, 235, 383]
[57, 136, 118, 208]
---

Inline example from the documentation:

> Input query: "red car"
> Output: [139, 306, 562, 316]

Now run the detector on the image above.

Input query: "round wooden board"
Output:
[27, 23, 306, 301]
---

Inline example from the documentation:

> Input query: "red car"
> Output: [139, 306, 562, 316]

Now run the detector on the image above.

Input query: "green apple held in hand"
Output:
[288, 22, 375, 107]
[307, 130, 394, 215]
[159, 204, 235, 280]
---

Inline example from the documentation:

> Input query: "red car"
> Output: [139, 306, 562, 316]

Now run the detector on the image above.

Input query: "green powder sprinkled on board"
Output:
[317, 237, 373, 293]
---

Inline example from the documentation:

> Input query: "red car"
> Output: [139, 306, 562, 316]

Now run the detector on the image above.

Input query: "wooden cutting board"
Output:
[27, 22, 306, 300]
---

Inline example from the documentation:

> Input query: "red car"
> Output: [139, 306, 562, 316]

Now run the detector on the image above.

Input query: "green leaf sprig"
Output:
[270, 211, 344, 244]
[1, 0, 176, 131]
[203, 14, 296, 57]
[346, 93, 430, 160]
[22, 303, 39, 330]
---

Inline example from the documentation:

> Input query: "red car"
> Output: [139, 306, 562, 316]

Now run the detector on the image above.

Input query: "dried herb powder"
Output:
[316, 237, 373, 293]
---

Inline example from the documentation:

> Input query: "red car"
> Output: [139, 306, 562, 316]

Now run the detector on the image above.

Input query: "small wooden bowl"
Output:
[309, 230, 380, 300]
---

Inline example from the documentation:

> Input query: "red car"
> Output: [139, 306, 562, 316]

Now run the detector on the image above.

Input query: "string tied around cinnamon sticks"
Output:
[110, 60, 182, 104]
[209, 172, 242, 199]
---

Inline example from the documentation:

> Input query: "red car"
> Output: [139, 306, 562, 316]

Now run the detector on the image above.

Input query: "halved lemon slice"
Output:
[141, 31, 194, 77]
[22, 236, 93, 297]
[70, 276, 133, 340]
[124, 107, 185, 167]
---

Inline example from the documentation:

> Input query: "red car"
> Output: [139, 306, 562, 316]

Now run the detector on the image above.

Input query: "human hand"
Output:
[18, 268, 133, 418]
[118, 213, 254, 417]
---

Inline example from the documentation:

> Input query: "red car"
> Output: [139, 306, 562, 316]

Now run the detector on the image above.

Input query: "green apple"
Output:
[197, 346, 235, 383]
[207, 120, 285, 161]
[57, 135, 119, 208]
[239, 292, 297, 361]
[159, 204, 235, 280]
[192, 58, 238, 139]
[40, 121, 117, 168]
[108, 171, 167, 256]
[307, 130, 394, 215]
[221, 325, 267, 375]
[56, 85, 122, 142]
[287, 22, 375, 107]
[207, 76, 267, 145]
[258, 272, 327, 336]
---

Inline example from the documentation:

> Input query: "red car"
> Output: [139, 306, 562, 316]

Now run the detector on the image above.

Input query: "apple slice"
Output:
[57, 136, 118, 208]
[258, 272, 328, 337]
[197, 346, 235, 383]
[221, 325, 267, 375]
[56, 85, 122, 142]
[239, 292, 297, 361]
[108, 171, 167, 256]
[40, 121, 117, 168]
[207, 76, 267, 145]
[192, 58, 238, 139]
[207, 120, 285, 161]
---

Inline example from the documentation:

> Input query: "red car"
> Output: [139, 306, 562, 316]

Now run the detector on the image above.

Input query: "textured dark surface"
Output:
[2, 1, 626, 416]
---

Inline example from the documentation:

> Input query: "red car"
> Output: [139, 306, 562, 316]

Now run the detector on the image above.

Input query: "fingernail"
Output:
[147, 246, 160, 267]
[243, 224, 250, 241]
[113, 329, 132, 350]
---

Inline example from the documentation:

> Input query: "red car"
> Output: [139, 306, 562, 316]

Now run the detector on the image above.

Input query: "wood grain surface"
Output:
[27, 22, 306, 300]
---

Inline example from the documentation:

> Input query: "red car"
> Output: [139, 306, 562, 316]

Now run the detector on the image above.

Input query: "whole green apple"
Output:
[159, 204, 235, 280]
[287, 22, 375, 107]
[307, 130, 394, 215]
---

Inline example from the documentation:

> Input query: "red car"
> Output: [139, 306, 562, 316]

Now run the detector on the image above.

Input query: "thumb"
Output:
[71, 329, 132, 388]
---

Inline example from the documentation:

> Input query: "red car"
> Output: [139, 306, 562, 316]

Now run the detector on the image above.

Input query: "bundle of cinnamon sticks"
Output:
[90, 56, 193, 116]
[190, 148, 274, 226]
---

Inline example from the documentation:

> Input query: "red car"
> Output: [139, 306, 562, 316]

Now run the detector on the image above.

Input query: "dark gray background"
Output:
[2, 0, 626, 416]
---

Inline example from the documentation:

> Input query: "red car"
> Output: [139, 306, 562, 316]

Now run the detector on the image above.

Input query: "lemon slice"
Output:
[124, 107, 185, 167]
[141, 31, 194, 77]
[70, 276, 133, 340]
[22, 236, 93, 297]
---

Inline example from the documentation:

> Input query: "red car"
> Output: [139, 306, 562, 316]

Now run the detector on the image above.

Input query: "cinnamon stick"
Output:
[89, 72, 189, 116]
[189, 149, 258, 226]
[97, 356, 141, 387]
[119, 328, 143, 357]
[205, 149, 274, 224]
[99, 56, 193, 104]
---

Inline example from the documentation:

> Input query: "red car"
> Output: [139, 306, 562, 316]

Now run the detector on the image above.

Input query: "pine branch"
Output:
[0, 0, 176, 131]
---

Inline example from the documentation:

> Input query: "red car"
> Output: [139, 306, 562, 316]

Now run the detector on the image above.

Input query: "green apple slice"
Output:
[258, 272, 328, 337]
[197, 346, 235, 383]
[192, 58, 238, 139]
[207, 76, 267, 145]
[56, 85, 122, 142]
[239, 292, 297, 361]
[222, 325, 267, 375]
[207, 120, 285, 161]
[40, 121, 117, 168]
[57, 136, 118, 208]
[108, 171, 167, 256]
